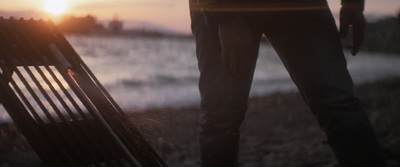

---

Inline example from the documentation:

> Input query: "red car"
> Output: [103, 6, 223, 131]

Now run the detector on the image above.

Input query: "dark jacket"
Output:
[189, 0, 364, 28]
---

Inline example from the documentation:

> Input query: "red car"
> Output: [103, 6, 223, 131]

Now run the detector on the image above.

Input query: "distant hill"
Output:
[121, 20, 185, 36]
[57, 15, 105, 34]
[55, 15, 190, 38]
[362, 15, 400, 55]
[98, 20, 191, 38]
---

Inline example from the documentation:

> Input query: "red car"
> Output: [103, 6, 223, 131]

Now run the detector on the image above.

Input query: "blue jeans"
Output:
[192, 2, 386, 167]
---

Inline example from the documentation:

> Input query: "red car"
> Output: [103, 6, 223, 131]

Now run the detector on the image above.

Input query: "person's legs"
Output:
[192, 17, 261, 166]
[262, 4, 386, 167]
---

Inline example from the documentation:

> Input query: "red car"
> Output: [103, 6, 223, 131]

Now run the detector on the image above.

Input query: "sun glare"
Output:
[45, 0, 67, 15]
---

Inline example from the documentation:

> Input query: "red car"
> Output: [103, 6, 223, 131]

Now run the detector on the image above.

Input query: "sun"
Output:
[45, 0, 67, 15]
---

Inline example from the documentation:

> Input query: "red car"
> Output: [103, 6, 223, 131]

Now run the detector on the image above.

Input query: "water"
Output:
[1, 35, 400, 122]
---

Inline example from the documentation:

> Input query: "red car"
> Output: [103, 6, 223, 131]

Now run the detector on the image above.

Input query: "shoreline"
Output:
[1, 76, 400, 166]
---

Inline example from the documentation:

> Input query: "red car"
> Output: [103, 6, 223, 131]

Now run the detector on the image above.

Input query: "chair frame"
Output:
[0, 17, 166, 167]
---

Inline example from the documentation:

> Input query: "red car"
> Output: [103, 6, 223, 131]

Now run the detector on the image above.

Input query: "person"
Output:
[189, 0, 387, 166]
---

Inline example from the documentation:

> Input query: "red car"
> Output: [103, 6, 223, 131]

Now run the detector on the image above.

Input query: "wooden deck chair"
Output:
[0, 17, 167, 167]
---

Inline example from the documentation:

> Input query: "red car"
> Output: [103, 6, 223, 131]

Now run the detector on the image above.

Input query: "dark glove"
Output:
[339, 2, 366, 56]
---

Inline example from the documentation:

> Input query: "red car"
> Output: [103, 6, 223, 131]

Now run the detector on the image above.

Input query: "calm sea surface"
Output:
[1, 35, 400, 122]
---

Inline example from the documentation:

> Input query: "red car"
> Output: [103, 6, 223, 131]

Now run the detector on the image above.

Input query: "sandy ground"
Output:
[1, 76, 400, 167]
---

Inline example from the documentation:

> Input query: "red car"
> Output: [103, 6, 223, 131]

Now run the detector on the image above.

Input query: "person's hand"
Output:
[339, 2, 366, 56]
[218, 17, 253, 75]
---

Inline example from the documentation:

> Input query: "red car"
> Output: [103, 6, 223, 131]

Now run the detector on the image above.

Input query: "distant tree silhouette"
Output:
[108, 15, 123, 34]
[57, 15, 104, 34]
[397, 10, 400, 24]
[361, 10, 400, 55]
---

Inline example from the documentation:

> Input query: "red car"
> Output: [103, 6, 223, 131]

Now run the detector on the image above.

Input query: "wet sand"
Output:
[1, 76, 400, 167]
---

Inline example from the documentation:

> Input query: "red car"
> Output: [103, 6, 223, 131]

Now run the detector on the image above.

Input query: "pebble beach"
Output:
[1, 76, 400, 167]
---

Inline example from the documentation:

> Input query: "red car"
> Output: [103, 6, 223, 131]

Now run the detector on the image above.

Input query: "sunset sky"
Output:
[0, 0, 399, 34]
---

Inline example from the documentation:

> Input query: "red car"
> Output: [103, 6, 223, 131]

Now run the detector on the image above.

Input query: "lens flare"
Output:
[45, 0, 67, 15]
